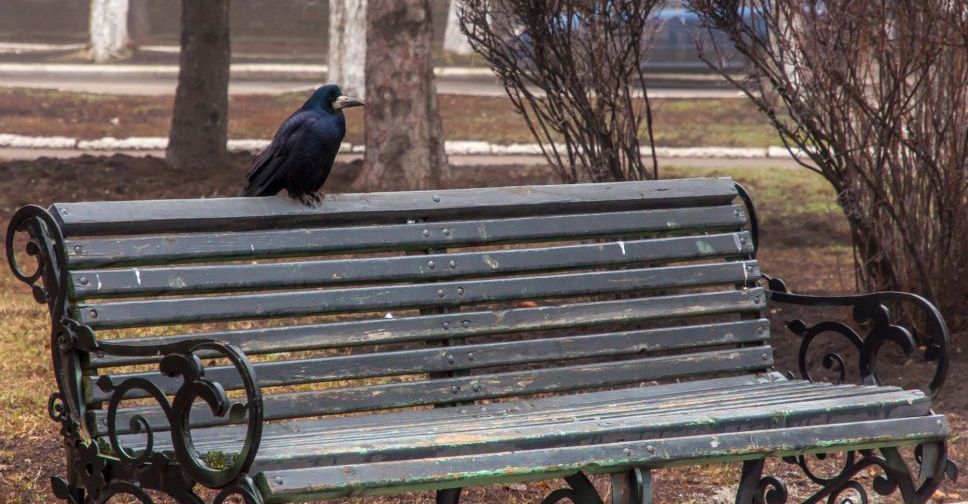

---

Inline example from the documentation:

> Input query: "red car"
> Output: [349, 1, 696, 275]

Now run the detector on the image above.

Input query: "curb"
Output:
[0, 133, 796, 159]
[0, 62, 495, 79]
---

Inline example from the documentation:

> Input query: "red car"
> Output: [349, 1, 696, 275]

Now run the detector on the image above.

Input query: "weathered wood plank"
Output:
[71, 233, 752, 298]
[89, 289, 766, 369]
[52, 179, 740, 236]
[127, 383, 923, 468]
[91, 319, 771, 402]
[255, 416, 948, 501]
[76, 261, 761, 329]
[157, 374, 794, 447]
[65, 206, 750, 268]
[140, 382, 901, 456]
[93, 346, 773, 434]
[245, 389, 930, 469]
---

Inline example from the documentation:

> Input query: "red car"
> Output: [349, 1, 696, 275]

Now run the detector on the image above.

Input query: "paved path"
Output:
[0, 62, 744, 98]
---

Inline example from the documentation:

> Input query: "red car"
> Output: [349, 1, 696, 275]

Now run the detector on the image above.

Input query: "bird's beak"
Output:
[333, 95, 365, 110]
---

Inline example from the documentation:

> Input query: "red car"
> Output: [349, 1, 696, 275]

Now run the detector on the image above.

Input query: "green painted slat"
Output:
[247, 389, 929, 470]
[52, 179, 740, 236]
[136, 382, 907, 463]
[71, 232, 753, 298]
[65, 205, 750, 268]
[76, 261, 761, 329]
[256, 416, 948, 501]
[89, 289, 766, 369]
[154, 374, 793, 448]
[90, 319, 771, 402]
[93, 346, 773, 435]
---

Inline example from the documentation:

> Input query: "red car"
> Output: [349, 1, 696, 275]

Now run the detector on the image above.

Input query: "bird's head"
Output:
[307, 84, 365, 113]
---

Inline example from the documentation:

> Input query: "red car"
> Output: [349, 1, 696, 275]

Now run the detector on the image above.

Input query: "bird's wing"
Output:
[242, 111, 318, 197]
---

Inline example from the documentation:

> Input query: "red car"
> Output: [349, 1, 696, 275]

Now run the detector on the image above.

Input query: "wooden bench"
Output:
[6, 178, 955, 504]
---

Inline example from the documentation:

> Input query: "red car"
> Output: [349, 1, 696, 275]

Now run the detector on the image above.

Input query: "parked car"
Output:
[508, 5, 764, 74]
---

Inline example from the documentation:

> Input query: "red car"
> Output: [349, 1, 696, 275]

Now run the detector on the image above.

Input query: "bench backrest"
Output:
[50, 178, 770, 434]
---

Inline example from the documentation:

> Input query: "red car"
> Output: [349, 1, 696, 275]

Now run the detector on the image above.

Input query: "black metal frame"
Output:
[7, 185, 957, 503]
[7, 205, 265, 504]
[734, 182, 957, 503]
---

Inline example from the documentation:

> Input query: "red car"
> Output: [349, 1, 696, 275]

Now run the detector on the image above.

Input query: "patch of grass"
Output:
[0, 87, 779, 147]
[663, 165, 843, 220]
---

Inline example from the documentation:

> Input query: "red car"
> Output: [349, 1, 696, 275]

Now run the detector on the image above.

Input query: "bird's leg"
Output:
[308, 191, 323, 207]
[300, 191, 323, 208]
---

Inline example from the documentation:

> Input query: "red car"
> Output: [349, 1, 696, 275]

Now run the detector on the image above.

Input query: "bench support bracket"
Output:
[736, 442, 957, 504]
[610, 468, 653, 504]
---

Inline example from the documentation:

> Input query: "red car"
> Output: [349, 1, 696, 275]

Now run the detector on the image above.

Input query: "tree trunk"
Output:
[355, 0, 448, 191]
[443, 0, 473, 55]
[328, 0, 367, 97]
[166, 0, 231, 171]
[89, 0, 130, 62]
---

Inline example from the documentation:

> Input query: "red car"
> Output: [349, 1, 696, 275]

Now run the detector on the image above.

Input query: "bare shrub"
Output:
[459, 0, 663, 182]
[690, 0, 968, 329]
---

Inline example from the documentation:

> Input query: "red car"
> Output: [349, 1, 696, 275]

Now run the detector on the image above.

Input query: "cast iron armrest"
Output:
[7, 205, 266, 500]
[93, 336, 264, 490]
[763, 275, 949, 400]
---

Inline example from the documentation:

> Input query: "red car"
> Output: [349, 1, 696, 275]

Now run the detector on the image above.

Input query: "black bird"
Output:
[242, 84, 364, 206]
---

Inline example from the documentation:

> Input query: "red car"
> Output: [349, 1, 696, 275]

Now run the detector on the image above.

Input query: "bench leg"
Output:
[610, 468, 653, 504]
[436, 488, 462, 504]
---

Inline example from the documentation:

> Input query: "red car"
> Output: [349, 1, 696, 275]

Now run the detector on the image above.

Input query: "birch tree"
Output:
[89, 0, 130, 62]
[328, 0, 367, 97]
[443, 0, 473, 55]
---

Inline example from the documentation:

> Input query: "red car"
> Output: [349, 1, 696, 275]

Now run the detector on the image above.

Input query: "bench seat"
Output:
[115, 372, 942, 500]
[258, 415, 948, 501]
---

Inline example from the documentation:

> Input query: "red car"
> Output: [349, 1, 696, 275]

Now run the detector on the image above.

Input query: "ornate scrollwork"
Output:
[738, 443, 957, 504]
[47, 338, 263, 502]
[537, 472, 604, 504]
[100, 339, 264, 490]
[213, 475, 264, 504]
[765, 276, 949, 398]
[6, 204, 69, 312]
[753, 475, 788, 504]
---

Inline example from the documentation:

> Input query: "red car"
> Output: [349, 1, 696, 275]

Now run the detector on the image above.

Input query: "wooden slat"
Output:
[65, 205, 750, 268]
[71, 232, 753, 298]
[88, 287, 766, 368]
[52, 179, 740, 236]
[129, 382, 924, 468]
[76, 261, 761, 329]
[91, 319, 770, 402]
[157, 374, 791, 447]
[143, 382, 885, 454]
[245, 389, 931, 470]
[255, 416, 948, 501]
[93, 346, 773, 434]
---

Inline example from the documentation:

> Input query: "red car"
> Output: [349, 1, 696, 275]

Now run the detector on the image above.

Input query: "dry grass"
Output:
[0, 88, 780, 147]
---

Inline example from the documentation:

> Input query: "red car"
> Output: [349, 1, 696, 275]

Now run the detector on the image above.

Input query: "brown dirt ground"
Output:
[0, 88, 782, 148]
[0, 155, 964, 503]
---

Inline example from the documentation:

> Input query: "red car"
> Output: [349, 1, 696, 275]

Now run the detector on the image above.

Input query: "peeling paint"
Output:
[482, 255, 500, 269]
